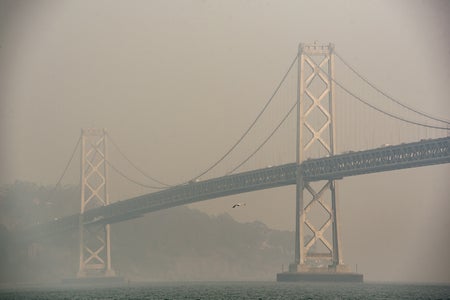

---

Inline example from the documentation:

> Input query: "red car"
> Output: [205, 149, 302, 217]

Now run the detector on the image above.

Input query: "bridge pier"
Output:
[278, 42, 362, 282]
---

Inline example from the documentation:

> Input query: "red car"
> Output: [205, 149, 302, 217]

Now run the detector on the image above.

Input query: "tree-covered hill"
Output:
[0, 182, 294, 283]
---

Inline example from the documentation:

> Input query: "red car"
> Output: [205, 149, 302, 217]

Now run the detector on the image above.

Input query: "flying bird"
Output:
[232, 203, 246, 208]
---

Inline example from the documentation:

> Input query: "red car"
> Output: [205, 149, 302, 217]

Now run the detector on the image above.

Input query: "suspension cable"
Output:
[106, 133, 171, 187]
[44, 136, 81, 207]
[228, 100, 297, 174]
[54, 136, 81, 187]
[85, 141, 167, 189]
[306, 55, 450, 130]
[189, 54, 298, 181]
[335, 51, 450, 125]
[105, 158, 167, 190]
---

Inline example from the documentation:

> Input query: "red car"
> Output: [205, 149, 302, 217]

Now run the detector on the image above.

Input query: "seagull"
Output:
[232, 203, 246, 208]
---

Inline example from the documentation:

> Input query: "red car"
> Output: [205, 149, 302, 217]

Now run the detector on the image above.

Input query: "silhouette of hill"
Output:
[0, 182, 293, 282]
[112, 206, 294, 281]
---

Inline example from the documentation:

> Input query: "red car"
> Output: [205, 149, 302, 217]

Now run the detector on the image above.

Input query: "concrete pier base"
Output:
[277, 264, 363, 282]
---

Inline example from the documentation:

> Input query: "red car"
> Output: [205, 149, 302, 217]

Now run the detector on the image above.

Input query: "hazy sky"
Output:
[1, 0, 449, 283]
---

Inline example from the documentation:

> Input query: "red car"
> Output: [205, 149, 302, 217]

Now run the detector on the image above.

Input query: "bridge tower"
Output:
[288, 43, 352, 277]
[77, 128, 115, 278]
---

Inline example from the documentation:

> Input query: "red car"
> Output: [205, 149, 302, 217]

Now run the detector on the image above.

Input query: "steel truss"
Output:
[19, 137, 449, 243]
[302, 137, 450, 181]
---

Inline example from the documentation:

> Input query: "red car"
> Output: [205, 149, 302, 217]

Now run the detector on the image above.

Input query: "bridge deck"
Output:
[302, 137, 450, 181]
[20, 137, 450, 242]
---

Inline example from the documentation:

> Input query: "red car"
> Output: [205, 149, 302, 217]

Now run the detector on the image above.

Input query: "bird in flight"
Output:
[232, 203, 246, 208]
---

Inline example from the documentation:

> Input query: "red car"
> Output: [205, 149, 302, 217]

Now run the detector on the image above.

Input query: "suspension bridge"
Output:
[18, 43, 450, 282]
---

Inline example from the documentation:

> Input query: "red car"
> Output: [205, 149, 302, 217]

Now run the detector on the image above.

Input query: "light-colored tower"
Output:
[290, 43, 349, 273]
[77, 128, 115, 277]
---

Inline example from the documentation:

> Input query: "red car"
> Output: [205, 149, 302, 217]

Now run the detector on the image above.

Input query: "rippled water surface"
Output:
[1, 281, 449, 299]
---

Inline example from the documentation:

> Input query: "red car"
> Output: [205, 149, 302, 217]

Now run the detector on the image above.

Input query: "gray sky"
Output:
[1, 0, 449, 283]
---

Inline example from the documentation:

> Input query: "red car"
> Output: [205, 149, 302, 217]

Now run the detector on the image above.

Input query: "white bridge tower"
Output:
[77, 128, 115, 278]
[290, 43, 349, 274]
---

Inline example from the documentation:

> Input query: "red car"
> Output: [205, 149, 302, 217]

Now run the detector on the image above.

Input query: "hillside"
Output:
[112, 206, 294, 281]
[0, 182, 294, 282]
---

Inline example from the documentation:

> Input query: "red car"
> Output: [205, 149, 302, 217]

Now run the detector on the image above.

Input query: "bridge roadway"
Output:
[22, 137, 450, 242]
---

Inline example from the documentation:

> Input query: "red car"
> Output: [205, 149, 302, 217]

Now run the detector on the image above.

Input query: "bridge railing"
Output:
[81, 163, 298, 226]
[18, 137, 450, 243]
[302, 137, 450, 181]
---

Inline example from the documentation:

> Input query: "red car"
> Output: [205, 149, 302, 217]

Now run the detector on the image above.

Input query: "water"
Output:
[1, 281, 449, 299]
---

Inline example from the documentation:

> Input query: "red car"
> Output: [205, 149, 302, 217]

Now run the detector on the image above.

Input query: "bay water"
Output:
[1, 281, 449, 299]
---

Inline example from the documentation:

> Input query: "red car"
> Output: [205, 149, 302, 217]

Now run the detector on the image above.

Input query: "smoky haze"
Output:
[0, 0, 449, 283]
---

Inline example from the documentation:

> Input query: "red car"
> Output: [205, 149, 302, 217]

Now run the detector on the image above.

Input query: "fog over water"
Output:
[0, 0, 449, 283]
